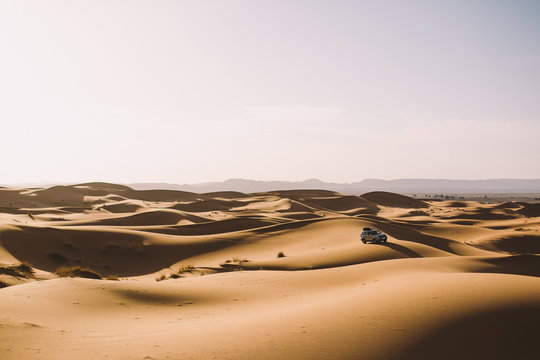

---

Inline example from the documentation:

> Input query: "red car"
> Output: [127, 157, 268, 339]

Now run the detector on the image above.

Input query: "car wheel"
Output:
[361, 238, 366, 244]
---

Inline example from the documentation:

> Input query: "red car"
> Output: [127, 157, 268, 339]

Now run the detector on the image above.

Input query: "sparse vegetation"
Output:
[55, 266, 102, 279]
[157, 265, 197, 281]
[13, 262, 34, 276]
[0, 280, 8, 288]
[0, 263, 35, 278]
[105, 275, 119, 281]
[177, 264, 195, 273]
[277, 251, 286, 258]
[220, 257, 250, 272]
[223, 257, 248, 264]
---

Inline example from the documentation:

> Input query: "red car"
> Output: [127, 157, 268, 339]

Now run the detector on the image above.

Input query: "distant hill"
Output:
[128, 178, 540, 194]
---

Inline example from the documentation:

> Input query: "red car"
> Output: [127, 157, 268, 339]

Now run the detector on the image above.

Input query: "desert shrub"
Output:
[14, 262, 34, 276]
[277, 251, 286, 258]
[0, 280, 8, 289]
[156, 273, 167, 281]
[55, 266, 102, 279]
[161, 264, 197, 280]
[0, 267, 19, 277]
[105, 275, 119, 281]
[0, 263, 35, 278]
[178, 264, 195, 273]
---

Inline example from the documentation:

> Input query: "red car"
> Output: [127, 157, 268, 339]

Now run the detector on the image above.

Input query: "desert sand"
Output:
[0, 183, 539, 360]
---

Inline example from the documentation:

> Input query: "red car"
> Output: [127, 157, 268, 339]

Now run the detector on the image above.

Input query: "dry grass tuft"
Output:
[14, 262, 34, 276]
[0, 263, 35, 278]
[55, 266, 102, 279]
[105, 275, 120, 281]
[277, 251, 286, 258]
[157, 264, 197, 281]
[178, 264, 195, 273]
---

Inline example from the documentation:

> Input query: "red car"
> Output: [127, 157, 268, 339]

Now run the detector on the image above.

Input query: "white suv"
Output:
[361, 227, 388, 244]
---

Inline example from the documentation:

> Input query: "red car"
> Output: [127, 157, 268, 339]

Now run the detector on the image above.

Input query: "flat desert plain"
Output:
[1, 183, 539, 360]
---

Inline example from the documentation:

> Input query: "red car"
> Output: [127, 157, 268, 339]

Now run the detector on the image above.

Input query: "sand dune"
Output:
[0, 185, 539, 359]
[170, 198, 246, 212]
[361, 191, 429, 208]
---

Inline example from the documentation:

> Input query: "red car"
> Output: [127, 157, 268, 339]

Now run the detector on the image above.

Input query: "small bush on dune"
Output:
[14, 262, 34, 276]
[277, 251, 286, 258]
[178, 264, 195, 273]
[105, 275, 119, 281]
[55, 266, 102, 279]
[0, 263, 35, 278]
[0, 280, 8, 288]
[158, 265, 197, 281]
[0, 268, 17, 277]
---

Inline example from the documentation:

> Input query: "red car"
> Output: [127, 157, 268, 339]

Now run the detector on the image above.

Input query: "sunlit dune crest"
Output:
[0, 183, 539, 360]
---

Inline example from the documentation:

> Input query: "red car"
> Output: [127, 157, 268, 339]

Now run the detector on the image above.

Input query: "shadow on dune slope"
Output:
[392, 303, 540, 360]
[361, 191, 429, 208]
[479, 255, 540, 277]
[300, 195, 380, 214]
[169, 199, 246, 212]
[468, 234, 540, 255]
[140, 216, 291, 236]
[517, 203, 540, 217]
[64, 210, 208, 227]
[0, 226, 238, 276]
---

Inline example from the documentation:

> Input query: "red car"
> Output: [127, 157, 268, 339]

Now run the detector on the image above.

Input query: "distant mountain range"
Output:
[127, 178, 540, 194]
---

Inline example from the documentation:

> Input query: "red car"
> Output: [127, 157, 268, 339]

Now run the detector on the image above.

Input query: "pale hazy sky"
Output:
[1, 0, 539, 184]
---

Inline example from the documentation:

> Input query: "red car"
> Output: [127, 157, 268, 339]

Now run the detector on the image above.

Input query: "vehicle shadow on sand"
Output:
[376, 241, 422, 258]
